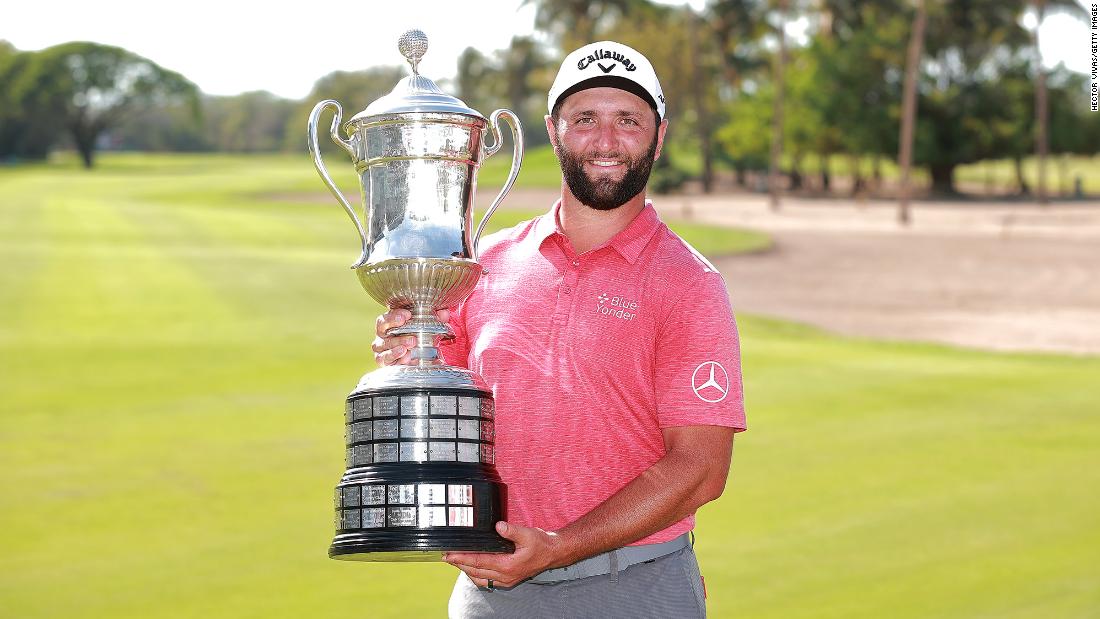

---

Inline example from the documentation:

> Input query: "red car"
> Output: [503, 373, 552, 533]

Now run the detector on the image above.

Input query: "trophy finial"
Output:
[398, 29, 429, 75]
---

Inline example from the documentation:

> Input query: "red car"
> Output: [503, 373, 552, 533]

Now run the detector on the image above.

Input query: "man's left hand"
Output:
[443, 521, 565, 589]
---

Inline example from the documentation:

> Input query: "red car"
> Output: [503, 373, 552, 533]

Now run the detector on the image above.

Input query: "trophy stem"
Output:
[388, 303, 454, 366]
[412, 330, 442, 366]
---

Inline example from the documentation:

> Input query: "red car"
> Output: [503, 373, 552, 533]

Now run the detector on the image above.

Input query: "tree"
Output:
[914, 0, 1032, 193]
[286, 66, 407, 153]
[456, 47, 496, 116]
[495, 36, 553, 147]
[106, 99, 206, 152]
[709, 0, 769, 187]
[769, 0, 789, 209]
[1029, 0, 1089, 204]
[1, 43, 69, 161]
[898, 0, 928, 224]
[715, 81, 774, 185]
[711, 0, 768, 88]
[28, 42, 198, 168]
[203, 91, 295, 152]
[454, 39, 552, 148]
[806, 0, 908, 197]
[522, 0, 635, 51]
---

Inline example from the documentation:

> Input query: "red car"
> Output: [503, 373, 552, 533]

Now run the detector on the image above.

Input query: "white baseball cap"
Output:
[547, 41, 666, 120]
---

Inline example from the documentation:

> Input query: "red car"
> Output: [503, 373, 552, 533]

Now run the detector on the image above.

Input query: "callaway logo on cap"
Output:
[548, 41, 666, 120]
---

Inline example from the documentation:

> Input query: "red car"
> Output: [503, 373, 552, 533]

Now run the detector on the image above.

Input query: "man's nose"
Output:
[593, 122, 618, 152]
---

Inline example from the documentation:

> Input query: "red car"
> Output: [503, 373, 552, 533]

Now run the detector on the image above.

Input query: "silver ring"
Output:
[487, 579, 495, 590]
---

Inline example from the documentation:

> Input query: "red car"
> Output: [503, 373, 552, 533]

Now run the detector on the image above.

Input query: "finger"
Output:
[375, 309, 412, 337]
[374, 341, 417, 366]
[445, 552, 478, 569]
[435, 308, 450, 323]
[453, 564, 506, 582]
[371, 335, 417, 355]
[372, 334, 418, 368]
[446, 555, 511, 578]
[495, 521, 521, 542]
[492, 521, 542, 550]
[444, 552, 495, 567]
[375, 345, 406, 367]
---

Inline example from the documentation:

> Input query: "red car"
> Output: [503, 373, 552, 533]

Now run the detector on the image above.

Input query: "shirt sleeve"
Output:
[653, 270, 747, 431]
[438, 298, 471, 369]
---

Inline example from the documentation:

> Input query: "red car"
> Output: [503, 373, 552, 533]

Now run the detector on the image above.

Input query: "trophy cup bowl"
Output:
[356, 257, 483, 339]
[307, 29, 523, 561]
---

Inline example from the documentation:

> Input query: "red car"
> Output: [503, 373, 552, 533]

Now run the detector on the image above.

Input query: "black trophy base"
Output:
[331, 527, 514, 562]
[330, 462, 513, 562]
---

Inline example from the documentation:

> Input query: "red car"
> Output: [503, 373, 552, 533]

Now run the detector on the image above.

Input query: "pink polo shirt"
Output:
[439, 201, 746, 546]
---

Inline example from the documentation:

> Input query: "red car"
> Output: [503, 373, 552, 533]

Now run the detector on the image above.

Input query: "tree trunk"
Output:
[769, 0, 788, 211]
[1014, 155, 1030, 195]
[897, 0, 927, 225]
[929, 163, 957, 194]
[850, 153, 864, 197]
[79, 147, 95, 169]
[689, 12, 714, 193]
[1033, 0, 1049, 206]
[72, 127, 97, 169]
[820, 152, 831, 192]
[1059, 154, 1068, 196]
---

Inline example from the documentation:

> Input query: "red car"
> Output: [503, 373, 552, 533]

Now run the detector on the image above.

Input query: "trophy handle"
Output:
[308, 99, 369, 267]
[473, 109, 523, 262]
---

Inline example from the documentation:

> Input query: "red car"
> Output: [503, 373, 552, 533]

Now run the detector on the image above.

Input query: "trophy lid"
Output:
[349, 29, 484, 121]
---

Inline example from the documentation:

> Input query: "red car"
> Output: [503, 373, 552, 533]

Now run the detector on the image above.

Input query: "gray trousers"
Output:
[447, 546, 707, 619]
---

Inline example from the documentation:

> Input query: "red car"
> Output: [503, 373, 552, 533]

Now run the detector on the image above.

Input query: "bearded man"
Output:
[373, 41, 746, 618]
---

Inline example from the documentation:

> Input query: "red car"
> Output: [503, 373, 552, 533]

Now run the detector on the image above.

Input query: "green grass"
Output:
[1, 153, 1097, 618]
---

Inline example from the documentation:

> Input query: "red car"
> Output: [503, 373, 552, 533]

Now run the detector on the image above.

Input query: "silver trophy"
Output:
[307, 29, 522, 561]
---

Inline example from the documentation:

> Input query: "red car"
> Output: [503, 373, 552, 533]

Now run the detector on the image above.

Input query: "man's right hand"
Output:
[372, 308, 450, 366]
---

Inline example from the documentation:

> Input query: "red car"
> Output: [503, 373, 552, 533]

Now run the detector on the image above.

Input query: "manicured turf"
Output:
[0, 153, 1096, 618]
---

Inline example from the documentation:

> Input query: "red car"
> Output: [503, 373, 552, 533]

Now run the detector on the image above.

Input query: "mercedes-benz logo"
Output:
[691, 361, 729, 403]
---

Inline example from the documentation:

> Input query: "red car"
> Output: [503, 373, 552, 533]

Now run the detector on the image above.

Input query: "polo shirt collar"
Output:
[533, 199, 661, 265]
[531, 200, 564, 247]
[608, 201, 661, 264]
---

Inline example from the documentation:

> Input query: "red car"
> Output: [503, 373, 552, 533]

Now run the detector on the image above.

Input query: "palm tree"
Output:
[1033, 0, 1049, 204]
[898, 0, 928, 225]
[688, 10, 717, 193]
[769, 0, 789, 211]
[1031, 0, 1089, 205]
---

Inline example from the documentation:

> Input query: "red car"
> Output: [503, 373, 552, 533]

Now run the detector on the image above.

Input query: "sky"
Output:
[3, 0, 1093, 100]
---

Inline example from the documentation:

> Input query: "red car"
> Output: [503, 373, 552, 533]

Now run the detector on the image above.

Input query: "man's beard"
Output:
[556, 133, 658, 211]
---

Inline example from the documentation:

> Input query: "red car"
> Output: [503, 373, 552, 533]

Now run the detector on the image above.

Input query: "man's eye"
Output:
[576, 117, 594, 125]
[621, 118, 639, 126]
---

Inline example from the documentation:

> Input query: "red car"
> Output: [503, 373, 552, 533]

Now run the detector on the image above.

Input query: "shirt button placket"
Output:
[563, 260, 579, 310]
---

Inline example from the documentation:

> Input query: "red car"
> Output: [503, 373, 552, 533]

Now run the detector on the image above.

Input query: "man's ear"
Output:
[544, 115, 559, 149]
[654, 119, 669, 160]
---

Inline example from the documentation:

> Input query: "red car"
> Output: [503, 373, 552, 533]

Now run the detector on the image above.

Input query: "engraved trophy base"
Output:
[330, 463, 511, 561]
[331, 375, 513, 562]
